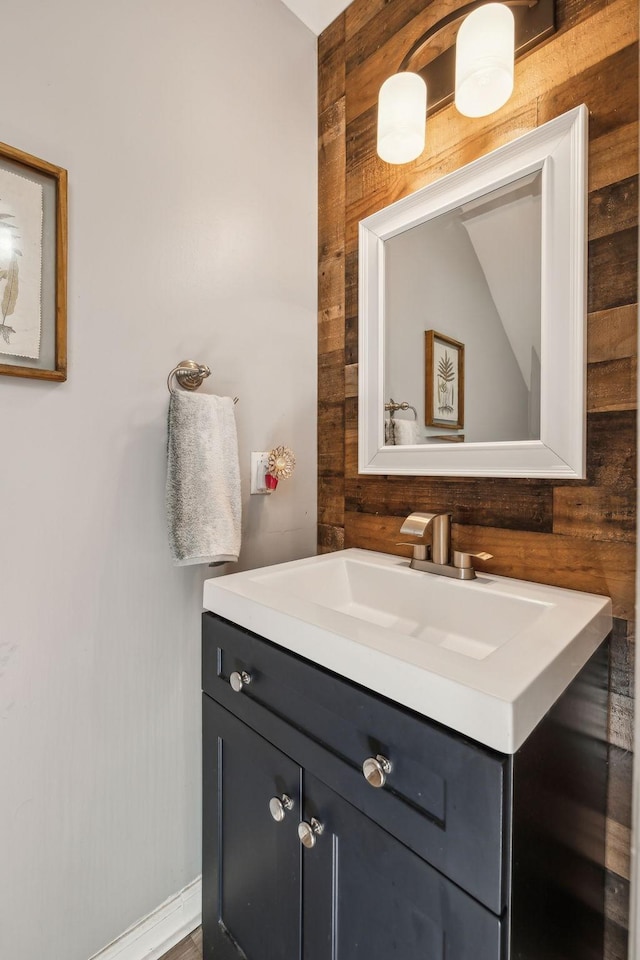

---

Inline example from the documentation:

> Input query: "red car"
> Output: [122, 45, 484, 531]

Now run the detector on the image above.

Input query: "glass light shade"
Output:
[455, 4, 515, 118]
[377, 72, 427, 164]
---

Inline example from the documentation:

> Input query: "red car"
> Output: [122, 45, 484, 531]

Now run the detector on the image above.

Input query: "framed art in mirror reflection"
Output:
[425, 329, 465, 429]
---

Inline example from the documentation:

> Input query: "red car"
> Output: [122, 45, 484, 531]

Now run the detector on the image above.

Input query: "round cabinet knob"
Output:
[362, 754, 392, 788]
[298, 818, 324, 849]
[229, 670, 251, 693]
[269, 794, 294, 822]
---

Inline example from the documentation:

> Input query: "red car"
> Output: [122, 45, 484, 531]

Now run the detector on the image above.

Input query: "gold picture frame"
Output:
[425, 330, 465, 430]
[0, 140, 67, 382]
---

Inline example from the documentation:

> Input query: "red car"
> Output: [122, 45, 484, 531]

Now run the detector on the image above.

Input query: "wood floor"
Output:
[160, 926, 202, 960]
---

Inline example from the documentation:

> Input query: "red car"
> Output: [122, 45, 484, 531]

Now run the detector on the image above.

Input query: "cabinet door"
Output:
[203, 695, 302, 960]
[301, 773, 504, 960]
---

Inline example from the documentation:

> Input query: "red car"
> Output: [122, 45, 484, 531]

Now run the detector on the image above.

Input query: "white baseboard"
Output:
[89, 876, 202, 960]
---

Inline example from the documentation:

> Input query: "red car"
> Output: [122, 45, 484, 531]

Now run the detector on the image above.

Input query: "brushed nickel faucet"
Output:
[398, 511, 492, 581]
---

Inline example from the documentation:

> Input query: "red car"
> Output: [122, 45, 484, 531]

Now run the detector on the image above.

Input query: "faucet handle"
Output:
[453, 550, 493, 570]
[396, 542, 428, 560]
[400, 511, 451, 538]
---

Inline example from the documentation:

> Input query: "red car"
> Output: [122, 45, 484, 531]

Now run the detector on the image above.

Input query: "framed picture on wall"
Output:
[0, 141, 67, 382]
[425, 330, 465, 430]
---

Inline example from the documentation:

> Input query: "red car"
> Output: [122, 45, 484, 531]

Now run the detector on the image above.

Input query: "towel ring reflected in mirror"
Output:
[385, 398, 417, 420]
[167, 359, 239, 404]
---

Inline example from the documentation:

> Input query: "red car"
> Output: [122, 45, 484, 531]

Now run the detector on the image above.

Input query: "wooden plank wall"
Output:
[317, 0, 638, 955]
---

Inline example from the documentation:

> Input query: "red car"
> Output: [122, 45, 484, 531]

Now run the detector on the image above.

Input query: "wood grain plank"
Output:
[609, 692, 634, 751]
[588, 356, 637, 413]
[605, 875, 630, 960]
[588, 227, 638, 314]
[319, 251, 346, 348]
[345, 395, 358, 424]
[345, 0, 395, 41]
[319, 304, 346, 355]
[610, 618, 635, 699]
[318, 401, 345, 478]
[588, 304, 637, 364]
[346, 0, 442, 71]
[589, 176, 638, 241]
[319, 103, 345, 253]
[344, 3, 382, 41]
[345, 422, 358, 477]
[606, 872, 630, 929]
[318, 476, 345, 526]
[318, 32, 346, 554]
[587, 411, 636, 488]
[608, 744, 634, 827]
[345, 312, 358, 365]
[345, 362, 358, 398]
[553, 487, 635, 541]
[318, 523, 345, 552]
[345, 476, 554, 532]
[590, 122, 639, 193]
[319, 15, 346, 116]
[537, 41, 638, 137]
[319, 348, 346, 404]
[319, 100, 346, 263]
[556, 0, 608, 30]
[345, 248, 358, 321]
[604, 918, 629, 960]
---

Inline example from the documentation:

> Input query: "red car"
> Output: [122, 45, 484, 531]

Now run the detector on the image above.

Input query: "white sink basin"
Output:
[203, 548, 611, 753]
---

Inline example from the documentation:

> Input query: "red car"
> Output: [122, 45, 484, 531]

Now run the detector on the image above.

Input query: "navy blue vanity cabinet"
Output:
[203, 693, 503, 960]
[202, 612, 608, 960]
[202, 695, 302, 960]
[301, 772, 504, 960]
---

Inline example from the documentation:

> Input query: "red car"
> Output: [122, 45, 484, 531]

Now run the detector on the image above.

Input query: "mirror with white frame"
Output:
[358, 104, 588, 478]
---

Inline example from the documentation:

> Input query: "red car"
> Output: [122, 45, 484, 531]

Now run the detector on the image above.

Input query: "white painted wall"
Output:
[0, 2, 317, 959]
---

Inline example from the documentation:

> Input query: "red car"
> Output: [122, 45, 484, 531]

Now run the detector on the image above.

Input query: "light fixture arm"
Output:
[398, 0, 536, 72]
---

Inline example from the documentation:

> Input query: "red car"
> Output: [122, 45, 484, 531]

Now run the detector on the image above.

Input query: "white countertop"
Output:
[203, 548, 612, 753]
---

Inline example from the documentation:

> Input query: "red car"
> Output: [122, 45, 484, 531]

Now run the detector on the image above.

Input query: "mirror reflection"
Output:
[384, 171, 542, 445]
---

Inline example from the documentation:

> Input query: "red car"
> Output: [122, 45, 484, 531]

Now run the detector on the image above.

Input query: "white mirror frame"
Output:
[358, 104, 588, 478]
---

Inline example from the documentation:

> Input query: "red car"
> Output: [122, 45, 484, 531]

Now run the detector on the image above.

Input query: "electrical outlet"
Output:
[250, 452, 272, 495]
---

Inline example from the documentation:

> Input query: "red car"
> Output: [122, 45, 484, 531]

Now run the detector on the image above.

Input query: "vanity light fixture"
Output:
[376, 0, 555, 164]
[455, 4, 515, 117]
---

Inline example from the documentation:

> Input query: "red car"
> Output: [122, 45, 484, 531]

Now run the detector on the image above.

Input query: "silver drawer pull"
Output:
[298, 818, 324, 849]
[229, 670, 251, 692]
[362, 754, 392, 788]
[269, 794, 294, 822]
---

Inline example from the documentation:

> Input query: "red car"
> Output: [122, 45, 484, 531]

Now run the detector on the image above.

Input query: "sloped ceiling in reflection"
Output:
[460, 174, 542, 390]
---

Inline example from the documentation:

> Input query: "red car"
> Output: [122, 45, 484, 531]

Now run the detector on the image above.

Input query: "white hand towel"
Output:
[384, 419, 395, 444]
[166, 392, 241, 566]
[393, 419, 421, 444]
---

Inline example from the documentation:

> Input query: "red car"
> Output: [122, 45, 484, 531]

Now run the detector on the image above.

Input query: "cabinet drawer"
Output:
[203, 613, 509, 914]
